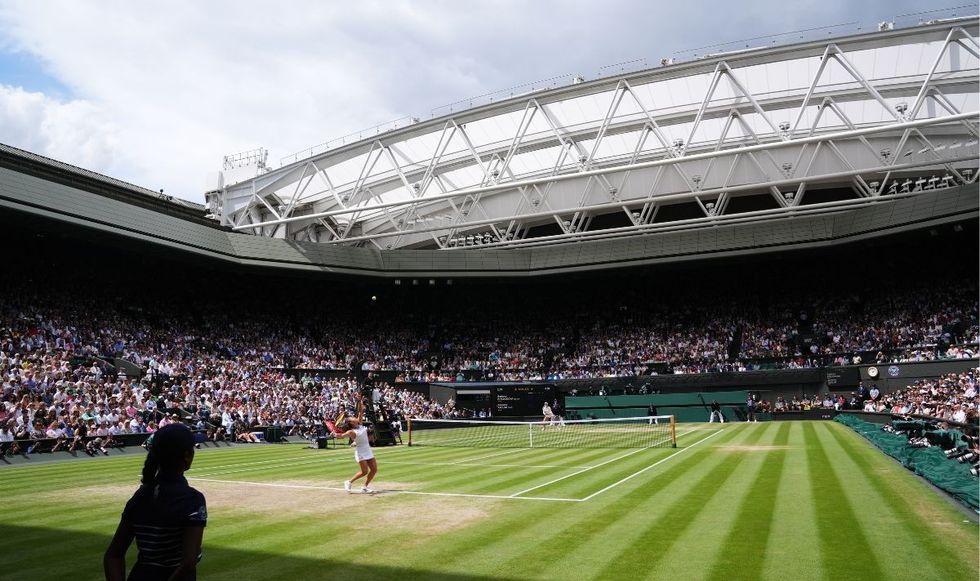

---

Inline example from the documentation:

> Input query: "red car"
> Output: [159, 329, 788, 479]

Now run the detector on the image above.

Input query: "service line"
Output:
[508, 429, 696, 498]
[578, 427, 727, 501]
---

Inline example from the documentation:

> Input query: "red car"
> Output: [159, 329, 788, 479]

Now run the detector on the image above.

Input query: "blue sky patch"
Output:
[0, 49, 71, 98]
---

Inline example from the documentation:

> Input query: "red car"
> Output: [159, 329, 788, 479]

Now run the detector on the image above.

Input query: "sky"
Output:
[0, 0, 965, 203]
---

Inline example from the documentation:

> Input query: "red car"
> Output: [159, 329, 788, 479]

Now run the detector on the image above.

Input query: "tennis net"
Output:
[406, 416, 676, 449]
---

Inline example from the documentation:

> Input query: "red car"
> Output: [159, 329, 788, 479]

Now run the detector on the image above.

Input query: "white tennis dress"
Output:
[352, 425, 374, 462]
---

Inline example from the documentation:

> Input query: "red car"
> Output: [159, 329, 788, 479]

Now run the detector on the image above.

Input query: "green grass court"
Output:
[1, 421, 977, 580]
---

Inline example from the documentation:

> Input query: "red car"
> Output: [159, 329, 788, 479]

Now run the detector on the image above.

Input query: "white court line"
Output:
[508, 430, 694, 498]
[192, 444, 547, 479]
[191, 445, 471, 477]
[188, 477, 580, 502]
[196, 442, 445, 472]
[449, 448, 526, 465]
[578, 428, 727, 501]
[188, 429, 723, 503]
[382, 460, 575, 469]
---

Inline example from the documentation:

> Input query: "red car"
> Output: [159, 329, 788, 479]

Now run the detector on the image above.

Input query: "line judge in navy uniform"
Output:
[104, 423, 207, 581]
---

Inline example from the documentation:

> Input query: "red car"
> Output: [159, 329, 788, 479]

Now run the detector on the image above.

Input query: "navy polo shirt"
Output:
[122, 474, 207, 580]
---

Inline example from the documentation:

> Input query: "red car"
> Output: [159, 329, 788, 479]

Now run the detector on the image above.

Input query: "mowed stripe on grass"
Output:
[0, 421, 976, 581]
[705, 421, 792, 580]
[820, 422, 978, 581]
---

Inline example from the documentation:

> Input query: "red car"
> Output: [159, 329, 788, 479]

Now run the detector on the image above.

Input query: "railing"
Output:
[1, 432, 152, 459]
[280, 116, 417, 166]
[277, 7, 977, 168]
[0, 426, 288, 462]
[847, 410, 979, 433]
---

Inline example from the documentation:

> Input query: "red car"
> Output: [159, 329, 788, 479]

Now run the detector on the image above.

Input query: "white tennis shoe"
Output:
[361, 486, 374, 494]
[343, 480, 352, 493]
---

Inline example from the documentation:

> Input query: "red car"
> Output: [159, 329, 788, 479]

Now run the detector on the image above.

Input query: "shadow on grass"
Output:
[0, 523, 521, 581]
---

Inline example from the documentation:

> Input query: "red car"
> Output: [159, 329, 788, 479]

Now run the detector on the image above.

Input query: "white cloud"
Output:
[0, 84, 123, 172]
[0, 0, 930, 202]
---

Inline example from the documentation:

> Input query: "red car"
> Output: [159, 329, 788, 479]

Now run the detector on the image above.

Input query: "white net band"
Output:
[407, 416, 676, 449]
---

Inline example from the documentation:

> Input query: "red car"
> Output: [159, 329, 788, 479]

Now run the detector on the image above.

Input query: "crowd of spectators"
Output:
[766, 371, 978, 427]
[0, 331, 465, 452]
[1, 230, 977, 454]
[0, 301, 462, 456]
[389, 284, 977, 380]
[860, 370, 977, 424]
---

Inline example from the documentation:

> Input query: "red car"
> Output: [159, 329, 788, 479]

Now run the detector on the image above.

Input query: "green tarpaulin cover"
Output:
[835, 414, 978, 510]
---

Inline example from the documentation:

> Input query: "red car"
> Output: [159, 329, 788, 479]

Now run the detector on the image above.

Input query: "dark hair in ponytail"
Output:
[141, 450, 161, 496]
[141, 423, 195, 499]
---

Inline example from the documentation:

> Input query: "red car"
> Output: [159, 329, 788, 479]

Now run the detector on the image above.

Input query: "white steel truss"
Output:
[211, 18, 980, 250]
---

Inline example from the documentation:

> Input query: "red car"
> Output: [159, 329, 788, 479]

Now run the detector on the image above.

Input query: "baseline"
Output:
[188, 477, 581, 503]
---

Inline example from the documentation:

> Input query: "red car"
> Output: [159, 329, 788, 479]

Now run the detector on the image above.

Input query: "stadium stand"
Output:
[0, 209, 976, 458]
[859, 370, 977, 421]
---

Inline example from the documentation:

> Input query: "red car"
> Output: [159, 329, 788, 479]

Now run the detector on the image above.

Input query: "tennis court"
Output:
[188, 422, 716, 502]
[1, 421, 977, 580]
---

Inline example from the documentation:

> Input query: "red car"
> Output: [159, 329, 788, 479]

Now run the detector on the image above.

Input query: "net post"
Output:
[407, 417, 413, 447]
[670, 415, 677, 448]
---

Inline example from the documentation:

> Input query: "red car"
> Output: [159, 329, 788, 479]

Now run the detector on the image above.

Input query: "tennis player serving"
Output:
[337, 393, 378, 494]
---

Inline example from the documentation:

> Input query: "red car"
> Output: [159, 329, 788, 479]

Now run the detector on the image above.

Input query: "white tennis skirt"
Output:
[355, 450, 375, 462]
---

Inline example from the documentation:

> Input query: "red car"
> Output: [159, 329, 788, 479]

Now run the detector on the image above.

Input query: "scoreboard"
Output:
[492, 384, 555, 417]
[825, 366, 860, 389]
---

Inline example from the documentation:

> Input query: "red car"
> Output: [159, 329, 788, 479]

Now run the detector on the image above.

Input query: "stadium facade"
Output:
[0, 17, 977, 277]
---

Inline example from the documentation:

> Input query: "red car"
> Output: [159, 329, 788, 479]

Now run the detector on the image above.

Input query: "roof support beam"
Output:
[234, 112, 978, 231]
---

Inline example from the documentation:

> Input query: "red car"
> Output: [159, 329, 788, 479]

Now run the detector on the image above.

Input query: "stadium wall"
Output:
[556, 368, 823, 398]
[856, 359, 979, 393]
[565, 391, 749, 423]
[556, 360, 978, 399]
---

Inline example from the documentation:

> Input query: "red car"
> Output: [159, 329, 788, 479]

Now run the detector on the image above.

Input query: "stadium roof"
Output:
[1, 144, 975, 277]
[0, 16, 977, 277]
[211, 17, 979, 251]
[0, 142, 211, 226]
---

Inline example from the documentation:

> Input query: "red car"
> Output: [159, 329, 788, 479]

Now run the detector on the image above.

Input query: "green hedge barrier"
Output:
[835, 414, 978, 510]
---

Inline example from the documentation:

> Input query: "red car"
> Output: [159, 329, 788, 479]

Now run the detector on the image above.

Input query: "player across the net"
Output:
[407, 416, 676, 449]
